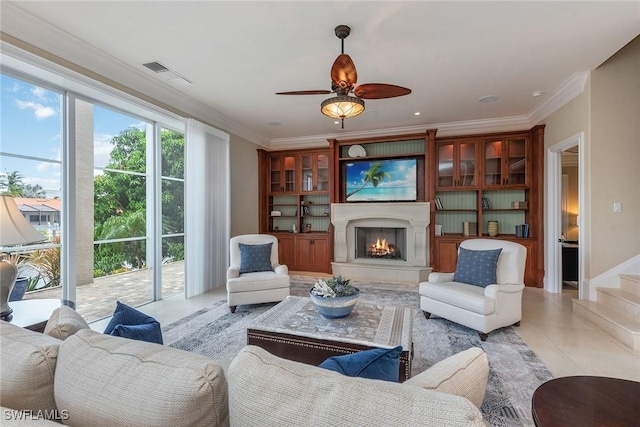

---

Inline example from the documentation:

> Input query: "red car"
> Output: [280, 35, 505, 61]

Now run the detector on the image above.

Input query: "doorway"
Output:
[546, 133, 587, 299]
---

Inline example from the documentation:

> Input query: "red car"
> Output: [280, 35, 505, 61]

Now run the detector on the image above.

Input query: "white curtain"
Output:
[184, 118, 230, 298]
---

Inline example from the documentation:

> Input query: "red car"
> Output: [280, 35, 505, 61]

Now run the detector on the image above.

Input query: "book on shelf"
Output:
[515, 223, 530, 238]
[435, 197, 443, 210]
[463, 221, 477, 237]
[481, 197, 491, 210]
[511, 201, 529, 209]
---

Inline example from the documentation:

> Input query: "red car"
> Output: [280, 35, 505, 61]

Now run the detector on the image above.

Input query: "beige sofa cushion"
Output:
[0, 321, 61, 412]
[404, 346, 489, 408]
[228, 345, 486, 427]
[55, 329, 229, 427]
[0, 406, 62, 426]
[44, 306, 90, 340]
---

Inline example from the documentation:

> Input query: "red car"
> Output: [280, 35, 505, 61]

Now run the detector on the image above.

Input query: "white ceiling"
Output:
[2, 1, 639, 149]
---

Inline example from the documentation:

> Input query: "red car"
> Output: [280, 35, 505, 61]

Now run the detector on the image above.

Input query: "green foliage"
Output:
[93, 128, 184, 275]
[24, 240, 61, 289]
[345, 162, 392, 199]
[311, 275, 358, 297]
[1, 171, 47, 197]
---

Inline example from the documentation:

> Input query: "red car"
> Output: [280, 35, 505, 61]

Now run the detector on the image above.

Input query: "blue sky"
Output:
[1, 74, 146, 197]
[345, 159, 417, 188]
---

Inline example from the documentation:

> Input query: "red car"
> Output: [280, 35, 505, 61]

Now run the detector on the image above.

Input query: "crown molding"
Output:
[1, 2, 588, 151]
[269, 115, 532, 150]
[528, 72, 589, 126]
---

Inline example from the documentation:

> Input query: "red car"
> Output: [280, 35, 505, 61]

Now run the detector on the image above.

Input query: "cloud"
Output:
[15, 100, 57, 120]
[30, 86, 48, 101]
[94, 133, 115, 168]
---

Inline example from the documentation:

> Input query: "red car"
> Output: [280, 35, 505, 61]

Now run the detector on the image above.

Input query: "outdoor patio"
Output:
[22, 261, 185, 323]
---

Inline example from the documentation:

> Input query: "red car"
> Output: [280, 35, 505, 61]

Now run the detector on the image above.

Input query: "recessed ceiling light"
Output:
[414, 112, 421, 116]
[532, 91, 544, 97]
[267, 121, 282, 126]
[479, 95, 499, 103]
[334, 121, 340, 125]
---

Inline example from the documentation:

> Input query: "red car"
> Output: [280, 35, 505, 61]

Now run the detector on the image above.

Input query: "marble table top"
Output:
[247, 296, 413, 350]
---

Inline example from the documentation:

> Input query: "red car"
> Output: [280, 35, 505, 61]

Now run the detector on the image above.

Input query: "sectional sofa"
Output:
[0, 307, 490, 426]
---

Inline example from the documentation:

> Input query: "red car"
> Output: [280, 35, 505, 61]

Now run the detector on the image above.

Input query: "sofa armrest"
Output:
[227, 267, 240, 280]
[483, 283, 525, 298]
[403, 347, 489, 409]
[274, 264, 288, 275]
[427, 272, 455, 283]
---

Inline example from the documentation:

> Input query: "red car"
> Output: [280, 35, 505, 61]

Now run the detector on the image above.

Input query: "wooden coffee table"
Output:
[4, 299, 75, 332]
[532, 376, 640, 427]
[246, 296, 414, 382]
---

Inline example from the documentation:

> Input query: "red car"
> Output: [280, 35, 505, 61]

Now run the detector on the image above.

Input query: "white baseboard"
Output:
[585, 254, 640, 300]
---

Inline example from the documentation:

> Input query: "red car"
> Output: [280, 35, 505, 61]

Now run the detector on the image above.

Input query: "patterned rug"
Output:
[163, 276, 552, 427]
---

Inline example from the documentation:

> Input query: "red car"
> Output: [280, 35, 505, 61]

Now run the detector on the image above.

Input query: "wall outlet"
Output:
[613, 202, 622, 213]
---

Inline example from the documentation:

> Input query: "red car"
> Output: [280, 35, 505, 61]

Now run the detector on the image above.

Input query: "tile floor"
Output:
[86, 272, 640, 382]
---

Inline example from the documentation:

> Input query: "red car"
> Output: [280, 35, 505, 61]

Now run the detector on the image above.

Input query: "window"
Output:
[0, 73, 63, 300]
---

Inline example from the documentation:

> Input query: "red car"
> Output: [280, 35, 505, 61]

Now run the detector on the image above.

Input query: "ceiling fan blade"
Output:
[331, 54, 358, 89]
[354, 83, 412, 99]
[276, 90, 332, 95]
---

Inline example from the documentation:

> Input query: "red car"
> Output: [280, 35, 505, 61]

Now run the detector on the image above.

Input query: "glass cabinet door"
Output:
[270, 156, 282, 192]
[437, 143, 454, 188]
[301, 154, 314, 191]
[484, 140, 503, 186]
[301, 153, 329, 192]
[316, 153, 329, 191]
[458, 142, 476, 187]
[507, 138, 527, 185]
[283, 155, 296, 192]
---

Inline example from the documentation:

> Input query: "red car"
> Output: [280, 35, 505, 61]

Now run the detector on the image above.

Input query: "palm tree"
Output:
[97, 210, 147, 269]
[346, 162, 392, 199]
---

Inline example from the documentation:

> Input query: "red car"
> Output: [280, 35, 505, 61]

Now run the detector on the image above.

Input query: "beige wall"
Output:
[589, 36, 640, 276]
[229, 135, 260, 237]
[544, 36, 640, 280]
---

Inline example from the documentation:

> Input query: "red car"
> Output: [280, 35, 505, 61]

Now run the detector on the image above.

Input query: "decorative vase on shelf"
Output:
[487, 221, 499, 237]
[309, 276, 359, 319]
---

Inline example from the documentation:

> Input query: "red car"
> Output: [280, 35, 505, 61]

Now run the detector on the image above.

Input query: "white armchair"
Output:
[419, 239, 527, 341]
[227, 234, 290, 313]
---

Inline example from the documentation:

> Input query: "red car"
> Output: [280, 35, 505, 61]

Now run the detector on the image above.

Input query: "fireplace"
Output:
[331, 202, 431, 283]
[355, 227, 406, 261]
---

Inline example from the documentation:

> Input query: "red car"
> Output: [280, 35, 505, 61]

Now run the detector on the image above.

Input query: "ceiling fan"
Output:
[276, 25, 412, 128]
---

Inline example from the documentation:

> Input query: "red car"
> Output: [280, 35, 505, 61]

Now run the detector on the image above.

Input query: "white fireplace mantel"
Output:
[331, 202, 431, 283]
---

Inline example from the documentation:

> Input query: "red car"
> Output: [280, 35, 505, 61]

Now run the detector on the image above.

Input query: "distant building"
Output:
[13, 197, 61, 226]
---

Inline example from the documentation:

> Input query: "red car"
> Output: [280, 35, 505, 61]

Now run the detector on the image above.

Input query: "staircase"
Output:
[572, 274, 640, 351]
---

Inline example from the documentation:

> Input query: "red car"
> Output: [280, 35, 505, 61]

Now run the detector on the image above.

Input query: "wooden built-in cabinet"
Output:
[258, 149, 332, 273]
[431, 127, 544, 286]
[257, 125, 545, 285]
[436, 139, 478, 189]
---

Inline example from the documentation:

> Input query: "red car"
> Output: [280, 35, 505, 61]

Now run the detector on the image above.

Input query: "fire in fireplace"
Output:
[355, 227, 406, 261]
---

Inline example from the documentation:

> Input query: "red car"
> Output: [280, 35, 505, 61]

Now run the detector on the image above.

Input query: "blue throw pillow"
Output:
[104, 301, 163, 344]
[318, 346, 402, 382]
[239, 242, 273, 274]
[453, 247, 503, 288]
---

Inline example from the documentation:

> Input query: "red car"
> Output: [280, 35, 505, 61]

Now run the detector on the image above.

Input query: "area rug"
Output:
[163, 276, 552, 427]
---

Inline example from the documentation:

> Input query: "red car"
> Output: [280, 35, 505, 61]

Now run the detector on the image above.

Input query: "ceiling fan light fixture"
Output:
[320, 95, 365, 120]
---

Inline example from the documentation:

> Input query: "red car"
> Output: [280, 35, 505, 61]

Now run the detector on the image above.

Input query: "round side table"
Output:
[532, 376, 640, 427]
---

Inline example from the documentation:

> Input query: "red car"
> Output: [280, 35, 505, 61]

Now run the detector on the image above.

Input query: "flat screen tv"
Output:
[345, 158, 417, 202]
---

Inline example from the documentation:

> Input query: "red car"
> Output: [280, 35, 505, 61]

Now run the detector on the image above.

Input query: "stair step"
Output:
[597, 287, 640, 321]
[620, 274, 640, 295]
[573, 299, 640, 351]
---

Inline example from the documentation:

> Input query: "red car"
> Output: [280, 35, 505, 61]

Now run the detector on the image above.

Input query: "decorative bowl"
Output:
[309, 288, 360, 319]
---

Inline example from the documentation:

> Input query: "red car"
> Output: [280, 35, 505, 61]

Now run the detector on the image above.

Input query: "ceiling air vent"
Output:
[142, 61, 192, 85]
[143, 61, 170, 73]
